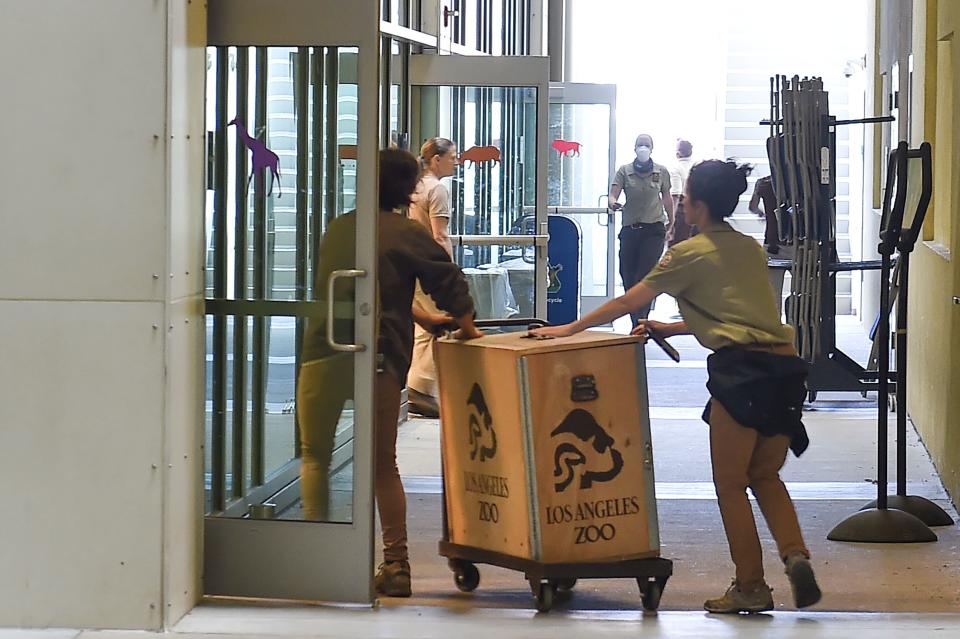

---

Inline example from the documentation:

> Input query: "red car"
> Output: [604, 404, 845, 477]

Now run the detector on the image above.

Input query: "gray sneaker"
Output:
[704, 580, 774, 614]
[784, 552, 821, 609]
[375, 560, 412, 597]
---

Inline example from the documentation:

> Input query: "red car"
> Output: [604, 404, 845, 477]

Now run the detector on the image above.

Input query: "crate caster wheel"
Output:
[638, 578, 664, 612]
[807, 390, 818, 403]
[530, 579, 555, 612]
[450, 560, 480, 593]
[556, 578, 577, 592]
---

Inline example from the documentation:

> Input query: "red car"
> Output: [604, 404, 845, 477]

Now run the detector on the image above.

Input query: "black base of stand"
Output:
[827, 507, 937, 543]
[861, 495, 954, 527]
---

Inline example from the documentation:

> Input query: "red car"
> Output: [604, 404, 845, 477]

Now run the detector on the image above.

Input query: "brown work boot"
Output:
[784, 552, 822, 609]
[704, 580, 774, 614]
[375, 560, 412, 597]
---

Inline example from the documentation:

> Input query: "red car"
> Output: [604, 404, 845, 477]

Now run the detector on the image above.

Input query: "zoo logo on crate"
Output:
[551, 409, 623, 492]
[467, 383, 497, 462]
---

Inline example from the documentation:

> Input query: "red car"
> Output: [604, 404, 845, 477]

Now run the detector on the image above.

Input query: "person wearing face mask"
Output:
[609, 134, 675, 325]
[406, 137, 459, 417]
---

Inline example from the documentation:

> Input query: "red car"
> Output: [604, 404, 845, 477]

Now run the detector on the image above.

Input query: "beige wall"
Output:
[0, 1, 206, 629]
[902, 0, 960, 503]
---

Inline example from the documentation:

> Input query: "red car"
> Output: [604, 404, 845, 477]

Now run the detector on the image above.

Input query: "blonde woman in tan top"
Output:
[406, 137, 459, 416]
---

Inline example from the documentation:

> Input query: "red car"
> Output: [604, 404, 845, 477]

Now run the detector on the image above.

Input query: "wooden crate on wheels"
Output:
[435, 323, 671, 612]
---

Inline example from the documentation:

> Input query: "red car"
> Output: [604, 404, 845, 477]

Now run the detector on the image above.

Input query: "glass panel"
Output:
[548, 103, 610, 207]
[548, 102, 612, 298]
[414, 85, 539, 320]
[205, 45, 359, 523]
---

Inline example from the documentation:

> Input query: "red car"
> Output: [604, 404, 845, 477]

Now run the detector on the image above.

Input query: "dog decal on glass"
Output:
[467, 383, 497, 462]
[551, 409, 623, 492]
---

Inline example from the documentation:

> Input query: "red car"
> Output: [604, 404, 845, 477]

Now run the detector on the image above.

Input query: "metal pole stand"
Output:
[859, 252, 954, 527]
[827, 249, 936, 543]
[828, 143, 937, 542]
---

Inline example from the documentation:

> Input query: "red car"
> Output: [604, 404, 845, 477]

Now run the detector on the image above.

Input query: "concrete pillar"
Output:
[0, 1, 206, 629]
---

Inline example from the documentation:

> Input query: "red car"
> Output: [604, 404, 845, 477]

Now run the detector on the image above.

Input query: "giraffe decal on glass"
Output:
[228, 117, 282, 197]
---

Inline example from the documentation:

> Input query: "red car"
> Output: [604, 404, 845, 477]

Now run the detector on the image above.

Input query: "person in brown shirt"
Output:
[298, 149, 480, 598]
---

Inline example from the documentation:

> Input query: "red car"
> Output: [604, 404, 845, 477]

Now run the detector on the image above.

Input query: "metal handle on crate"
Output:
[570, 375, 599, 402]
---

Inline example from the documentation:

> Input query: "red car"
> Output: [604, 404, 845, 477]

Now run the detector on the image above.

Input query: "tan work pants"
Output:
[709, 399, 809, 589]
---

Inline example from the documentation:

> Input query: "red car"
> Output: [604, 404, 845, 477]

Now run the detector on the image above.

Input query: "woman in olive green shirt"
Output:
[532, 160, 821, 614]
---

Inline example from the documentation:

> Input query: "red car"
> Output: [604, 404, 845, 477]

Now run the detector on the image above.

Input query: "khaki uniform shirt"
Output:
[613, 161, 671, 226]
[642, 221, 794, 350]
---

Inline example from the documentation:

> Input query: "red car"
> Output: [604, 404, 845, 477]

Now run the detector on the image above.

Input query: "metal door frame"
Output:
[409, 54, 551, 319]
[548, 82, 617, 317]
[203, 0, 380, 603]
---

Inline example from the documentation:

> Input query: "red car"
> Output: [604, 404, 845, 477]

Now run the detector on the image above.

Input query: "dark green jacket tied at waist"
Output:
[702, 348, 810, 457]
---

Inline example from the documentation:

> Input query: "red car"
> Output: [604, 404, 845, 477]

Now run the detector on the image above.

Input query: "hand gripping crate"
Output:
[435, 327, 671, 612]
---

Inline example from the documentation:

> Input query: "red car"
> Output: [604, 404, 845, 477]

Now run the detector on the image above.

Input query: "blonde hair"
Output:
[420, 137, 456, 169]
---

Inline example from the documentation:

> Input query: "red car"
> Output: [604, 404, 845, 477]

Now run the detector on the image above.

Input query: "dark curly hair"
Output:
[686, 159, 753, 221]
[379, 148, 421, 211]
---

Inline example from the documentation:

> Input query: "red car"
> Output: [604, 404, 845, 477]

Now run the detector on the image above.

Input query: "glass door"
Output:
[548, 83, 617, 316]
[202, 1, 380, 603]
[409, 54, 550, 320]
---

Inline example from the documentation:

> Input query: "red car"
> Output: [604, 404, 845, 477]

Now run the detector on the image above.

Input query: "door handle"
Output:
[597, 194, 614, 227]
[326, 269, 367, 352]
[443, 5, 460, 27]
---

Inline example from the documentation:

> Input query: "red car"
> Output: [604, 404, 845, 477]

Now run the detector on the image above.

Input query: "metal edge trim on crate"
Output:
[518, 357, 543, 562]
[634, 343, 661, 552]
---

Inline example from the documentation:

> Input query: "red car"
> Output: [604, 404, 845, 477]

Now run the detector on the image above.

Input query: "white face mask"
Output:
[635, 146, 652, 163]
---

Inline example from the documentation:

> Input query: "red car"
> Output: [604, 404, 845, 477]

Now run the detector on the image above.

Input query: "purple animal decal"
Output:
[228, 117, 282, 197]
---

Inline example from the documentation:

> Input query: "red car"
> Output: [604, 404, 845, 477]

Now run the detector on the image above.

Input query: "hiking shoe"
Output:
[375, 560, 412, 597]
[704, 580, 774, 614]
[784, 552, 821, 609]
